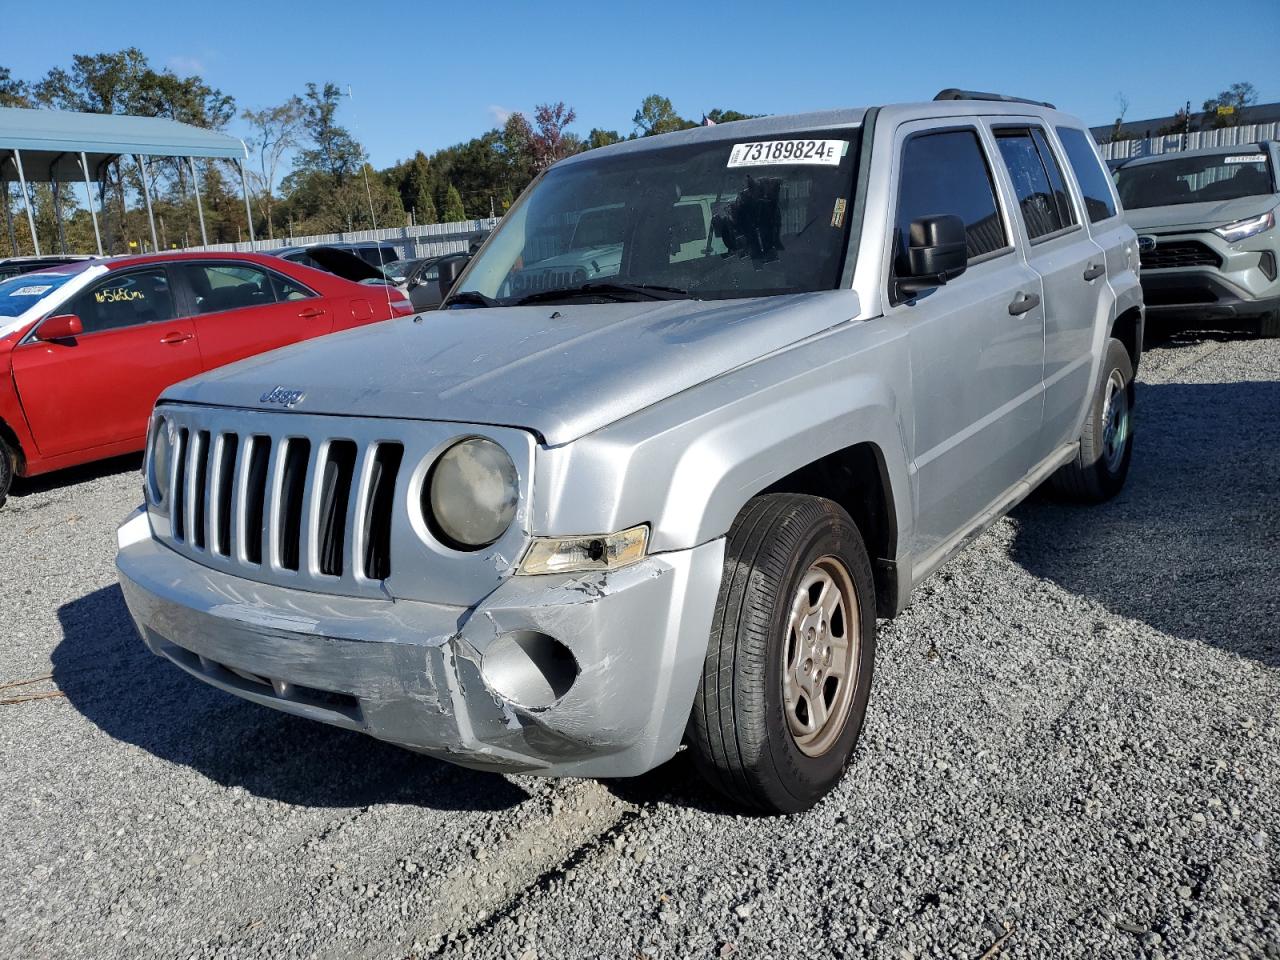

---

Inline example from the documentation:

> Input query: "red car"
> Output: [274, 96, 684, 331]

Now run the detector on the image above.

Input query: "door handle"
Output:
[1082, 263, 1106, 281]
[159, 331, 193, 344]
[1008, 292, 1041, 316]
[298, 307, 327, 319]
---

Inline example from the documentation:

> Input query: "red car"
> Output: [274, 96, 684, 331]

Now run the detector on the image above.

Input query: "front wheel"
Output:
[688, 494, 877, 814]
[0, 436, 13, 508]
[1049, 337, 1134, 503]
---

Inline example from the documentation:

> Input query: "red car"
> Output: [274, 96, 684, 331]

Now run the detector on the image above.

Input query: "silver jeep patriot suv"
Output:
[1116, 143, 1280, 337]
[117, 90, 1143, 812]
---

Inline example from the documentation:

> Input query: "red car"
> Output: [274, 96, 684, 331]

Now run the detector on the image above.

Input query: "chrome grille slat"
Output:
[295, 441, 322, 576]
[263, 440, 285, 570]
[343, 443, 377, 587]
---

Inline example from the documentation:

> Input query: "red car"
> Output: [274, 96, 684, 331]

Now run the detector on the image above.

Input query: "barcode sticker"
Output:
[1224, 154, 1265, 164]
[727, 139, 847, 168]
[12, 285, 52, 296]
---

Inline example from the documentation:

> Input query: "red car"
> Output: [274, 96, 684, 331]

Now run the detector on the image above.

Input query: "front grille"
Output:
[1140, 240, 1222, 270]
[158, 420, 403, 586]
[147, 406, 534, 605]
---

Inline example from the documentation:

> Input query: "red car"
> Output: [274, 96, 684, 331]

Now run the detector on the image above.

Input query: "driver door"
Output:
[10, 266, 201, 458]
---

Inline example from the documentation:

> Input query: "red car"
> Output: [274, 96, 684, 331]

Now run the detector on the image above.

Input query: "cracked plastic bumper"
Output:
[115, 508, 725, 777]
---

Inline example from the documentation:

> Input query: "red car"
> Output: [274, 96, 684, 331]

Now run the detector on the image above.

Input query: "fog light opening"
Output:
[481, 631, 579, 709]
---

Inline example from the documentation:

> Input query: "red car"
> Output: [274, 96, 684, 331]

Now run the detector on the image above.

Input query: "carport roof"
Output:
[0, 106, 246, 182]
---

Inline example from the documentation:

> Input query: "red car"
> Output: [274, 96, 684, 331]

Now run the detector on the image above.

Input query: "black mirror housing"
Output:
[436, 256, 469, 299]
[896, 214, 968, 299]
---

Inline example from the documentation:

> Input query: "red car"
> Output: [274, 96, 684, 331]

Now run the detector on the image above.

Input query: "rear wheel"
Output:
[689, 493, 876, 814]
[1049, 337, 1134, 503]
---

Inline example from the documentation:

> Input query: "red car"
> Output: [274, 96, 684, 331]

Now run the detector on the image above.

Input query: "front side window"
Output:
[995, 128, 1076, 240]
[1056, 127, 1118, 222]
[454, 129, 862, 305]
[1115, 151, 1275, 209]
[894, 128, 1007, 272]
[181, 264, 275, 314]
[65, 269, 176, 333]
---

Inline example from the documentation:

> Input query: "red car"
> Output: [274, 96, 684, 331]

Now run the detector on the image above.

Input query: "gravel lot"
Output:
[1, 331, 1277, 960]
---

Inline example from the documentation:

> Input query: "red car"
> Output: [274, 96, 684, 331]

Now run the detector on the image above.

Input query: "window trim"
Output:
[885, 123, 1016, 306]
[24, 265, 179, 344]
[1053, 125, 1121, 225]
[177, 259, 319, 317]
[991, 123, 1084, 245]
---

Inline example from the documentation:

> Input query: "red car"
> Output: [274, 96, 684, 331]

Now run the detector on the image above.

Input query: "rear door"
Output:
[884, 122, 1046, 562]
[175, 261, 334, 372]
[10, 266, 200, 456]
[988, 121, 1106, 452]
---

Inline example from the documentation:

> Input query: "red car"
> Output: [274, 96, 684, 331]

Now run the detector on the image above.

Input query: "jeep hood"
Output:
[162, 291, 860, 445]
[1125, 195, 1277, 233]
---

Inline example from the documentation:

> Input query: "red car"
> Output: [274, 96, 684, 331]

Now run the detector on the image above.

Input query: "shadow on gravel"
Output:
[1012, 380, 1280, 668]
[8, 453, 143, 500]
[52, 585, 529, 811]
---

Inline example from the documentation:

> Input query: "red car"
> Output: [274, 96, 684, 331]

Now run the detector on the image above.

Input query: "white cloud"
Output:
[488, 104, 513, 125]
[167, 54, 208, 74]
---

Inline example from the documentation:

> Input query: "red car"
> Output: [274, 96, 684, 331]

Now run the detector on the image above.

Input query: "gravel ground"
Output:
[1, 331, 1277, 960]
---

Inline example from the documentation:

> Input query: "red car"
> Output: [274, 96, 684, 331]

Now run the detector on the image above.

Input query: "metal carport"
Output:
[0, 106, 253, 257]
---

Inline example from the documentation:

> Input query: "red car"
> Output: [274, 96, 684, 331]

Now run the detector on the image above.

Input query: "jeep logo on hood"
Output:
[260, 386, 306, 408]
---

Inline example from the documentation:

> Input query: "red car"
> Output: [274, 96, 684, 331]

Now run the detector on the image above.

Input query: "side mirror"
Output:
[895, 215, 968, 299]
[436, 256, 469, 298]
[39, 314, 84, 341]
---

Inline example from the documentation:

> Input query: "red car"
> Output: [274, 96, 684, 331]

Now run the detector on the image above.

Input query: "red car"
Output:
[0, 251, 413, 504]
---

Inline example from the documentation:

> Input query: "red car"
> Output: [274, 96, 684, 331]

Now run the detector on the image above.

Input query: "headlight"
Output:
[518, 525, 649, 576]
[425, 438, 518, 549]
[148, 417, 172, 505]
[1213, 207, 1276, 243]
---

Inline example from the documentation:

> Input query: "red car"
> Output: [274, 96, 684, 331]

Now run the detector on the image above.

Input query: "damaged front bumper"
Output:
[115, 508, 725, 777]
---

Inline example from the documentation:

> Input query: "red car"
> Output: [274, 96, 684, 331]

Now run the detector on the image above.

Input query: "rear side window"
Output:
[995, 128, 1077, 240]
[66, 269, 176, 333]
[894, 129, 1007, 271]
[1056, 127, 1118, 222]
[181, 263, 275, 314]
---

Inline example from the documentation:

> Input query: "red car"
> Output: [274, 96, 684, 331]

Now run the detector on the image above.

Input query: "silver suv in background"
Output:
[117, 92, 1142, 813]
[1116, 143, 1280, 337]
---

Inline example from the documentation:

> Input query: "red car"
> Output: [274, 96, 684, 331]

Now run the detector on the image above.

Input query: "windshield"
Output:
[382, 259, 419, 283]
[0, 271, 78, 318]
[1116, 151, 1275, 208]
[454, 129, 861, 305]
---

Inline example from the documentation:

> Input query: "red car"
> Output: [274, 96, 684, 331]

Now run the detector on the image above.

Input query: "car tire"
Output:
[0, 435, 13, 508]
[688, 493, 877, 814]
[1259, 310, 1280, 339]
[1049, 337, 1134, 503]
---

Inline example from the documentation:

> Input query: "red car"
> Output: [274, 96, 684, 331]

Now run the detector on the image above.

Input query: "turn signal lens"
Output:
[518, 525, 649, 576]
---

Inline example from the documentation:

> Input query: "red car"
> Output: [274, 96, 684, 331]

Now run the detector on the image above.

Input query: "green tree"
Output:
[585, 128, 622, 151]
[0, 66, 31, 107]
[294, 82, 366, 181]
[632, 94, 693, 136]
[1202, 81, 1258, 129]
[703, 108, 758, 124]
[441, 182, 466, 222]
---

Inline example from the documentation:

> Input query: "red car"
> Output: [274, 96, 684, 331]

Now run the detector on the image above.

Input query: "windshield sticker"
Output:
[830, 197, 848, 229]
[1224, 154, 1265, 164]
[11, 285, 52, 296]
[727, 139, 847, 168]
[95, 286, 145, 304]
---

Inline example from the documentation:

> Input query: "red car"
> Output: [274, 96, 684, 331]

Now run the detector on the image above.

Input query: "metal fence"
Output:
[192, 217, 502, 260]
[1098, 122, 1279, 161]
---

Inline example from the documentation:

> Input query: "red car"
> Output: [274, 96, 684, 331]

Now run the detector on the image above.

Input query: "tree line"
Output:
[1, 52, 755, 257]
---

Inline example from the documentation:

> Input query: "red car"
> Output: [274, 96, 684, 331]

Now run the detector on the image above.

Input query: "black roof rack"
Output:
[934, 88, 1056, 110]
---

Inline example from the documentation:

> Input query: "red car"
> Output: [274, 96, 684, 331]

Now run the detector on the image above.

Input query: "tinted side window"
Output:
[995, 129, 1067, 240]
[270, 272, 315, 302]
[1056, 127, 1118, 222]
[1031, 129, 1077, 228]
[67, 269, 176, 333]
[895, 129, 1007, 272]
[182, 264, 274, 314]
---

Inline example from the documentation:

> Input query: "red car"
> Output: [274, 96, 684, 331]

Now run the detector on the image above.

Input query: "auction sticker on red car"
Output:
[727, 139, 847, 167]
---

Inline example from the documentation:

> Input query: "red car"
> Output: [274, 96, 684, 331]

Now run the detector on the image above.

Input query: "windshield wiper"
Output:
[514, 281, 690, 306]
[445, 290, 498, 308]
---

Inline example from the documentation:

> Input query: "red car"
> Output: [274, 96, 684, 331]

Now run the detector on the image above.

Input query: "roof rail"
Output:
[934, 88, 1056, 110]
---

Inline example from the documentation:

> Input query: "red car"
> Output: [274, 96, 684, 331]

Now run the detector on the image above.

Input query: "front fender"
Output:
[532, 320, 914, 557]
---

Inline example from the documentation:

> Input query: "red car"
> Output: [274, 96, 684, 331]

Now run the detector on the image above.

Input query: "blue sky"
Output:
[6, 0, 1279, 169]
